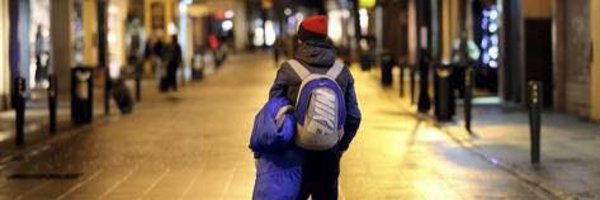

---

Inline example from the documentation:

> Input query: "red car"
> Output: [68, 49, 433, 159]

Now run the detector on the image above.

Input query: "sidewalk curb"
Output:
[357, 68, 576, 200]
[0, 117, 110, 171]
[0, 68, 219, 172]
[433, 123, 575, 200]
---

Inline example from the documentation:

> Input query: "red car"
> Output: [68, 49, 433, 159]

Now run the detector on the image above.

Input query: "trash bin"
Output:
[71, 67, 94, 124]
[434, 64, 456, 121]
[360, 53, 374, 71]
[191, 54, 204, 80]
[380, 55, 393, 86]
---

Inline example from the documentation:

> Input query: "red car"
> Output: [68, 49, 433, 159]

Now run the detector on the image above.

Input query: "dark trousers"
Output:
[166, 66, 178, 91]
[297, 150, 341, 200]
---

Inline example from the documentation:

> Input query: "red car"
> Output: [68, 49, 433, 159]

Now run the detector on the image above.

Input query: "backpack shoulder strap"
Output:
[287, 59, 311, 79]
[275, 105, 294, 128]
[326, 60, 345, 79]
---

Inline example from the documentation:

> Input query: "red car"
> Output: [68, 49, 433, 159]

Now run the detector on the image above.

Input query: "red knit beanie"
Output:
[299, 15, 328, 41]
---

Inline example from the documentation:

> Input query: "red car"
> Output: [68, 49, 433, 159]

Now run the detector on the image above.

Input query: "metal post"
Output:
[380, 55, 393, 86]
[417, 61, 431, 113]
[464, 67, 473, 132]
[97, 0, 110, 116]
[528, 81, 542, 164]
[14, 77, 26, 146]
[48, 75, 57, 134]
[135, 63, 141, 102]
[399, 63, 405, 98]
[410, 65, 416, 105]
[352, 0, 362, 47]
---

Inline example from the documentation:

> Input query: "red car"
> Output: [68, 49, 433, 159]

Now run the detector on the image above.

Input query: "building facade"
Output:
[398, 0, 600, 121]
[1, 0, 9, 109]
[496, 0, 600, 120]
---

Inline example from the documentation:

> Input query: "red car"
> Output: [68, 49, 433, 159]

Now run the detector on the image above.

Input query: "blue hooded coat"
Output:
[249, 97, 304, 200]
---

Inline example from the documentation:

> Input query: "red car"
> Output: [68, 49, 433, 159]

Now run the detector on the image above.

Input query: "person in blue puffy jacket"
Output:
[249, 97, 304, 200]
[269, 15, 362, 200]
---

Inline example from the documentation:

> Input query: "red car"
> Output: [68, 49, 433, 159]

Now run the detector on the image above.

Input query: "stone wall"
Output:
[557, 0, 591, 116]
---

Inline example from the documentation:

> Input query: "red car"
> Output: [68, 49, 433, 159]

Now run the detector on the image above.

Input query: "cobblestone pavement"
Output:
[0, 53, 555, 199]
[445, 104, 600, 199]
[371, 66, 600, 200]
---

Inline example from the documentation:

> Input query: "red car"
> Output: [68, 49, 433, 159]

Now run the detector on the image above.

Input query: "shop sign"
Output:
[359, 0, 376, 8]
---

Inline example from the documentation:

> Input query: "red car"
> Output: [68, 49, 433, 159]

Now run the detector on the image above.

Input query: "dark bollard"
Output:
[14, 77, 26, 146]
[104, 68, 111, 116]
[464, 67, 473, 132]
[399, 63, 405, 98]
[360, 53, 373, 71]
[48, 75, 58, 134]
[380, 55, 393, 86]
[135, 63, 142, 102]
[434, 64, 455, 121]
[409, 65, 416, 105]
[417, 62, 432, 113]
[528, 81, 542, 164]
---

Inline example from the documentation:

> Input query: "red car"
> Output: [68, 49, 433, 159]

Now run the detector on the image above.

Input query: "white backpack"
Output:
[287, 59, 346, 151]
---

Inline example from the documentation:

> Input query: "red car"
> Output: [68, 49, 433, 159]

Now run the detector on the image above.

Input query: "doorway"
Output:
[524, 19, 553, 107]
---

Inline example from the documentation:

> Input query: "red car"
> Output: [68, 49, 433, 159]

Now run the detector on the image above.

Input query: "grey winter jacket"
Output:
[269, 41, 361, 152]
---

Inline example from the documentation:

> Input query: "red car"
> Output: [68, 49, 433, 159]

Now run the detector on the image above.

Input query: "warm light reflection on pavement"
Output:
[0, 53, 553, 199]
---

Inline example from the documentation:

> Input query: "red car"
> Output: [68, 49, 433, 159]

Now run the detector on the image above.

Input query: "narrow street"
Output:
[0, 53, 554, 199]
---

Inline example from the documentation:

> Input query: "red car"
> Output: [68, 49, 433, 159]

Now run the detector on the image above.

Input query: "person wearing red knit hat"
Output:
[297, 15, 328, 42]
[268, 15, 362, 200]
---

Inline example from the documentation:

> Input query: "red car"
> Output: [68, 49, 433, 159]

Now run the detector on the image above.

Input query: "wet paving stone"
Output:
[0, 53, 555, 199]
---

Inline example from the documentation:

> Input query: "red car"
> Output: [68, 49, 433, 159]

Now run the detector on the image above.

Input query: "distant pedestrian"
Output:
[269, 15, 362, 200]
[208, 33, 221, 67]
[164, 35, 182, 92]
[144, 34, 166, 89]
[34, 25, 49, 86]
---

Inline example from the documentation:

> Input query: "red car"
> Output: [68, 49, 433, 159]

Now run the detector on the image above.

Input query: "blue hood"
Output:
[249, 97, 295, 155]
[294, 41, 336, 68]
[249, 97, 304, 200]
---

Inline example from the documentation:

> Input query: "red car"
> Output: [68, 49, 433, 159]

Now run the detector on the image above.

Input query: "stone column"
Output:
[50, 0, 74, 98]
[407, 0, 417, 64]
[440, 0, 451, 61]
[1, 0, 9, 108]
[234, 1, 247, 51]
[501, 0, 524, 103]
[374, 4, 383, 64]
[82, 0, 97, 66]
[17, 0, 29, 89]
[591, 0, 600, 121]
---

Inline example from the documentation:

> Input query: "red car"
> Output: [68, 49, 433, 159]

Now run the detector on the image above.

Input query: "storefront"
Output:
[1, 0, 10, 109]
[472, 0, 499, 94]
[143, 0, 175, 77]
[145, 0, 175, 42]
[107, 0, 128, 78]
[29, 0, 51, 89]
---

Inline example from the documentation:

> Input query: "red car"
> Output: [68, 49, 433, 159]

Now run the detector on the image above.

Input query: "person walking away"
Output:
[144, 34, 166, 90]
[34, 25, 49, 86]
[208, 33, 221, 67]
[165, 35, 182, 92]
[269, 15, 362, 200]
